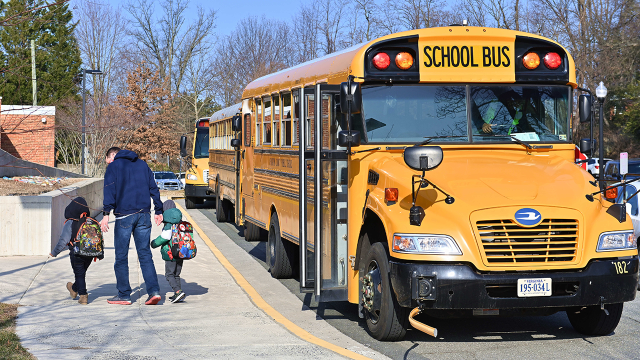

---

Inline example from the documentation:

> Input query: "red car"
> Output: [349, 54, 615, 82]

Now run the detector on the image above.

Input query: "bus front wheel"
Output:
[267, 213, 294, 278]
[361, 241, 408, 341]
[566, 302, 623, 336]
[185, 197, 196, 209]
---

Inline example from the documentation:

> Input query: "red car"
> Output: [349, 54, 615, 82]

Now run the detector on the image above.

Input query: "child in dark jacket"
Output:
[151, 200, 186, 303]
[50, 197, 101, 305]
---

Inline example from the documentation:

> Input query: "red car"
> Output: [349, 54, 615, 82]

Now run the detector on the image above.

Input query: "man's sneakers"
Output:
[107, 296, 132, 305]
[66, 282, 78, 299]
[169, 290, 186, 303]
[145, 294, 161, 305]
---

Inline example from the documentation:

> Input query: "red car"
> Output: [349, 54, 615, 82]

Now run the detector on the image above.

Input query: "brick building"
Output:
[0, 99, 56, 167]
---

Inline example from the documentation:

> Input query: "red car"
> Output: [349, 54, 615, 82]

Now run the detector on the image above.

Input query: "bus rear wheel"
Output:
[267, 213, 294, 278]
[361, 242, 408, 341]
[566, 303, 623, 336]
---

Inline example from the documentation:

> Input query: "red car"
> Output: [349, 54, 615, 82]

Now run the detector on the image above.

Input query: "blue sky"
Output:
[102, 0, 301, 37]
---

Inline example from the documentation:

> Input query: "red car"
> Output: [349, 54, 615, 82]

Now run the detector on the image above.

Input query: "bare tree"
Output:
[126, 0, 216, 95]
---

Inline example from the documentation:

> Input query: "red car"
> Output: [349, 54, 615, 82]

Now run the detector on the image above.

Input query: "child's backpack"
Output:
[169, 221, 197, 260]
[72, 214, 104, 258]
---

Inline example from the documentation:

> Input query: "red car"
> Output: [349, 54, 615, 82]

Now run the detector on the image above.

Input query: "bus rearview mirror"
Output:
[404, 146, 443, 171]
[580, 138, 595, 154]
[579, 94, 592, 124]
[230, 138, 241, 149]
[339, 81, 362, 114]
[232, 115, 241, 132]
[180, 135, 187, 157]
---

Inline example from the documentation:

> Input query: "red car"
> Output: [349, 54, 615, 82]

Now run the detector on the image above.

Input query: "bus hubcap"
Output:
[362, 262, 382, 323]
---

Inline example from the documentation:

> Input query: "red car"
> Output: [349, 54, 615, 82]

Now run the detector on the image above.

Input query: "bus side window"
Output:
[263, 96, 272, 145]
[244, 113, 251, 147]
[293, 92, 300, 145]
[282, 92, 292, 146]
[255, 98, 262, 146]
[273, 94, 280, 146]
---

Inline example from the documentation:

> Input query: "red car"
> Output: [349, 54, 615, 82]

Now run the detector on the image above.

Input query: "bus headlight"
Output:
[187, 174, 198, 181]
[597, 231, 636, 252]
[392, 234, 462, 255]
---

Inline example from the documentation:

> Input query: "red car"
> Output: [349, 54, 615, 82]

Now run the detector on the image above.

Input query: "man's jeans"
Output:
[114, 212, 159, 299]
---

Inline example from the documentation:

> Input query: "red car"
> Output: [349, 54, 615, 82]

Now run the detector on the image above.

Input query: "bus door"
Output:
[299, 84, 348, 301]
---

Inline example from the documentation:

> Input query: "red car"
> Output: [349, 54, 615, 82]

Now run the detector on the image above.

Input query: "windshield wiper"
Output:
[418, 135, 467, 146]
[483, 134, 554, 151]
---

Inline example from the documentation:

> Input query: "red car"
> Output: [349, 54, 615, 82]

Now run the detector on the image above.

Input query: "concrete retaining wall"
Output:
[0, 178, 103, 256]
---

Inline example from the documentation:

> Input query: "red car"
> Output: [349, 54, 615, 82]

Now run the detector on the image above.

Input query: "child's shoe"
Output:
[170, 290, 185, 303]
[66, 282, 78, 299]
[79, 295, 88, 305]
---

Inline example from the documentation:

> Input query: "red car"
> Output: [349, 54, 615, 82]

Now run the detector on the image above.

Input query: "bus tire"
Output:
[267, 213, 293, 278]
[566, 302, 623, 336]
[185, 197, 196, 209]
[361, 241, 408, 341]
[215, 184, 228, 223]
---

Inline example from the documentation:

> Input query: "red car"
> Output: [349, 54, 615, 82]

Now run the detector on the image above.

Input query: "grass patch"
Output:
[0, 303, 35, 360]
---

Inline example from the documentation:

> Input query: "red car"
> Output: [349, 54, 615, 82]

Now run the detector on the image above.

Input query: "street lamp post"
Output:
[81, 69, 103, 175]
[596, 81, 607, 189]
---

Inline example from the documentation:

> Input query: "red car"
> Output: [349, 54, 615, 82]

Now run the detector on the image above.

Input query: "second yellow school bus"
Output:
[213, 25, 638, 341]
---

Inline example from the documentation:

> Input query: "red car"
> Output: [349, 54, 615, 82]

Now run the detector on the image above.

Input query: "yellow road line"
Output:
[176, 203, 373, 360]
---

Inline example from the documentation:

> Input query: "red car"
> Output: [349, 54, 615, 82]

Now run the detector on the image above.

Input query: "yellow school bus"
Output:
[220, 26, 639, 341]
[181, 118, 214, 208]
[208, 104, 242, 222]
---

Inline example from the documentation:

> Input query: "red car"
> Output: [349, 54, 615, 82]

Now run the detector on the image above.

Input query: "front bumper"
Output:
[390, 257, 638, 309]
[185, 184, 215, 199]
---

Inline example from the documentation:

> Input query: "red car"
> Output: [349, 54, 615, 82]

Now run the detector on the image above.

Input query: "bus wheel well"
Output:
[355, 209, 387, 272]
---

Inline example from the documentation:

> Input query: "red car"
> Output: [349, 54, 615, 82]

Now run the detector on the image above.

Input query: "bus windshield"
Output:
[194, 127, 209, 158]
[359, 85, 570, 144]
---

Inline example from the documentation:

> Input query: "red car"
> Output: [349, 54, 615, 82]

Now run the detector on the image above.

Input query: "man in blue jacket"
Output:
[99, 147, 164, 305]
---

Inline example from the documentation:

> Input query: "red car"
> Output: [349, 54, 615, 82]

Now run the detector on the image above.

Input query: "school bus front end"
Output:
[343, 27, 638, 340]
[237, 26, 638, 342]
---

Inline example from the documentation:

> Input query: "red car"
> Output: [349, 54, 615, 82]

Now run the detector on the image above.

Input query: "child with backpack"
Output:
[151, 200, 196, 303]
[50, 197, 104, 305]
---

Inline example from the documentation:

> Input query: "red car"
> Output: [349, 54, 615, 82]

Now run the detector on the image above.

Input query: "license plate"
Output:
[517, 278, 552, 297]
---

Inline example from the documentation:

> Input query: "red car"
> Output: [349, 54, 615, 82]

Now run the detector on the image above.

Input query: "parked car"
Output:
[586, 158, 613, 176]
[613, 180, 640, 290]
[603, 159, 640, 184]
[153, 171, 183, 190]
[176, 172, 186, 187]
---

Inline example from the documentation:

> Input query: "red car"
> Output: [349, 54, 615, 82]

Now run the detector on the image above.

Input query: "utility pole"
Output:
[31, 40, 36, 106]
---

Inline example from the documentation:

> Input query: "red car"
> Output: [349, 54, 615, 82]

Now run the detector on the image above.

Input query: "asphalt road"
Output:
[190, 200, 640, 360]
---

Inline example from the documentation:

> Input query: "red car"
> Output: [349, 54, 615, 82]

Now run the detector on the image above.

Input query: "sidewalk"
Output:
[0, 201, 387, 359]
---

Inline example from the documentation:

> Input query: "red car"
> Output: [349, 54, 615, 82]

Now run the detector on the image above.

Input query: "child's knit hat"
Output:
[163, 200, 176, 211]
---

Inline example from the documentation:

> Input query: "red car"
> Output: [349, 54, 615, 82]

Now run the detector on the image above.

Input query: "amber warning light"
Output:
[385, 188, 399, 202]
[395, 52, 414, 70]
[522, 52, 540, 70]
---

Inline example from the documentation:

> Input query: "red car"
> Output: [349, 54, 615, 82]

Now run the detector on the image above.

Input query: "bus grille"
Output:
[476, 219, 578, 264]
[203, 169, 209, 182]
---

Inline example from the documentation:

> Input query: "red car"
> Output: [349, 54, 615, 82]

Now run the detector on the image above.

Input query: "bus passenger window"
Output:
[273, 95, 280, 146]
[293, 93, 300, 145]
[255, 99, 262, 146]
[283, 93, 292, 146]
[244, 113, 251, 147]
[264, 97, 272, 144]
